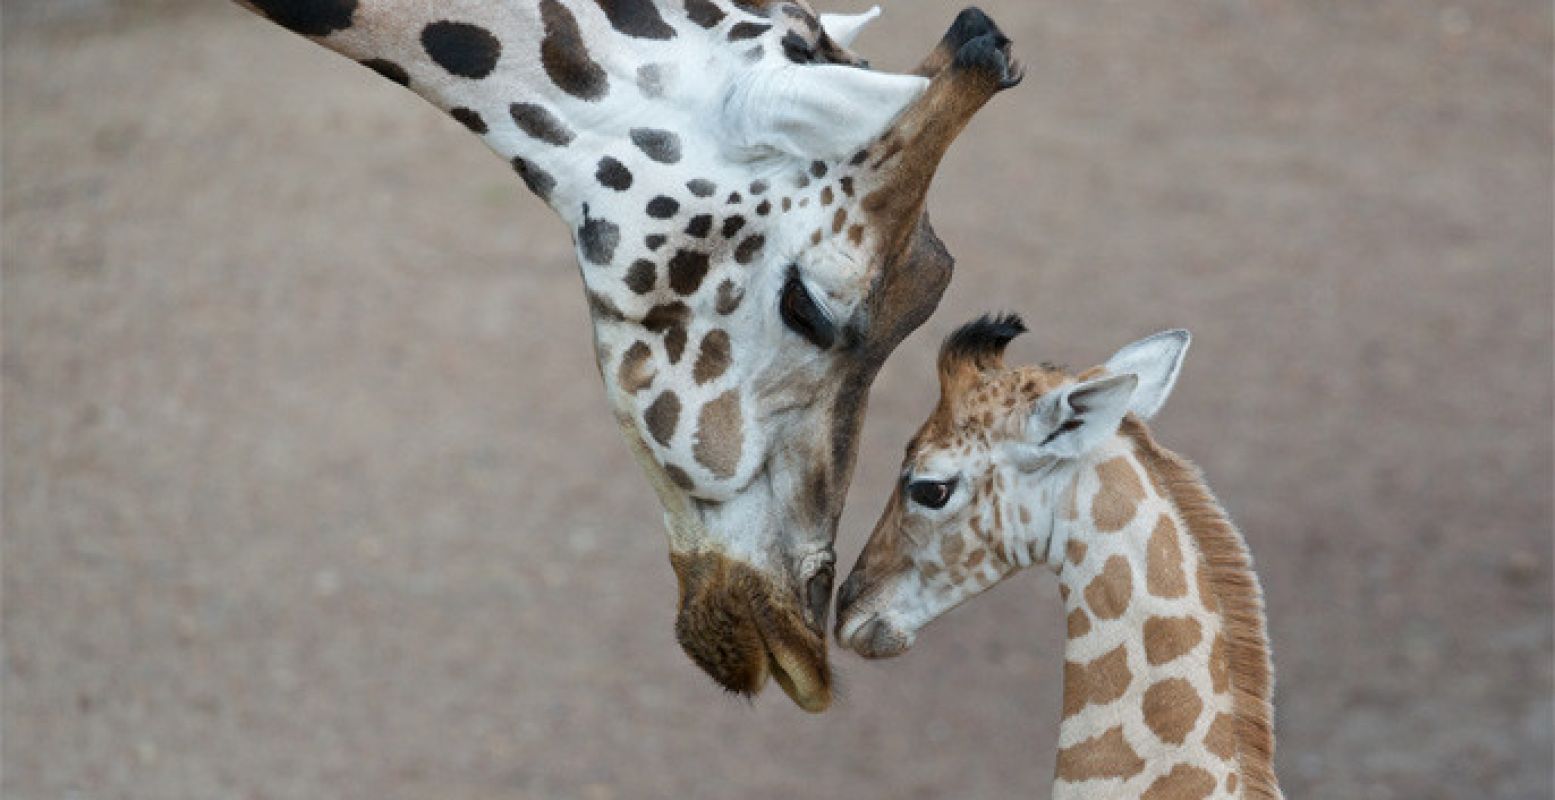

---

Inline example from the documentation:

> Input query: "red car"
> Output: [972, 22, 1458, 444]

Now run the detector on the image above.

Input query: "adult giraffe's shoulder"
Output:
[837, 315, 1282, 798]
[231, 0, 1024, 710]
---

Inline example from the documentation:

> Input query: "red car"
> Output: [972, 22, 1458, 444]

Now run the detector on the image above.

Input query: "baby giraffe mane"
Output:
[1120, 415, 1280, 800]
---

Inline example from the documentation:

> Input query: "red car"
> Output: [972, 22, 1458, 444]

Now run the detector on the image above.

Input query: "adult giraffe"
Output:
[233, 0, 1022, 711]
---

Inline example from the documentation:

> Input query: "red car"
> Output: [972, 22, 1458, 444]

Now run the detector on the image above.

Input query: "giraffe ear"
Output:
[819, 6, 881, 47]
[721, 66, 929, 161]
[1101, 329, 1191, 419]
[1021, 374, 1138, 463]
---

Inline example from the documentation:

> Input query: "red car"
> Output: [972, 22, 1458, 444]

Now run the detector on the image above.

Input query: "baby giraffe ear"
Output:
[819, 6, 881, 47]
[1021, 373, 1139, 463]
[1101, 329, 1191, 419]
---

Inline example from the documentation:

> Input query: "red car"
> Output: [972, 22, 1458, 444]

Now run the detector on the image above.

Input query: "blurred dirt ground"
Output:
[3, 1, 1551, 798]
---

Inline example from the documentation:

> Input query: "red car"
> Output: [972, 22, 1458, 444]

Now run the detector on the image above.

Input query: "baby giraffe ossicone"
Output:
[836, 315, 1281, 799]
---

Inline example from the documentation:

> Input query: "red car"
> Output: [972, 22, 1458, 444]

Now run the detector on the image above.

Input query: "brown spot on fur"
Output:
[714, 280, 743, 315]
[1141, 764, 1216, 800]
[1122, 417, 1280, 799]
[642, 301, 689, 332]
[539, 0, 609, 100]
[831, 207, 847, 234]
[734, 234, 765, 265]
[1062, 645, 1131, 718]
[1066, 539, 1087, 566]
[1018, 505, 1032, 525]
[683, 0, 724, 27]
[510, 102, 575, 146]
[1066, 607, 1091, 639]
[692, 330, 731, 385]
[693, 390, 742, 479]
[1143, 678, 1202, 745]
[1058, 583, 1070, 602]
[1092, 456, 1146, 532]
[847, 224, 864, 246]
[965, 548, 986, 569]
[820, 186, 834, 206]
[643, 303, 691, 364]
[644, 391, 680, 445]
[1204, 712, 1237, 760]
[617, 341, 655, 394]
[1083, 555, 1133, 621]
[1227, 773, 1239, 793]
[1144, 616, 1203, 666]
[667, 249, 710, 294]
[624, 259, 656, 294]
[1147, 514, 1189, 597]
[939, 532, 965, 566]
[1055, 726, 1145, 782]
[664, 327, 687, 363]
[663, 463, 694, 490]
[1209, 633, 1229, 694]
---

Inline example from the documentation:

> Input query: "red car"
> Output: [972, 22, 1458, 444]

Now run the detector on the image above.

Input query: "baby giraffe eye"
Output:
[906, 478, 957, 510]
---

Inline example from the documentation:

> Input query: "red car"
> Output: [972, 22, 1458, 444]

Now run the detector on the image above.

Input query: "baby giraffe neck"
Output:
[1044, 420, 1280, 799]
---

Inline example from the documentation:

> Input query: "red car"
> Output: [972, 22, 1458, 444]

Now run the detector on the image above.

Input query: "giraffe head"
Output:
[237, 0, 1022, 709]
[591, 5, 1026, 714]
[835, 315, 1191, 657]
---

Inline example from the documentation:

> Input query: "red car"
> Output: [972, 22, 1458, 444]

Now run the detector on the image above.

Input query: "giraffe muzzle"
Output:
[669, 550, 833, 712]
[836, 613, 914, 660]
[834, 571, 917, 659]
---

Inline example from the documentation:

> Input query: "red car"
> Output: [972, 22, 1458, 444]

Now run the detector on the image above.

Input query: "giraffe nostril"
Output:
[805, 565, 834, 630]
[835, 572, 863, 617]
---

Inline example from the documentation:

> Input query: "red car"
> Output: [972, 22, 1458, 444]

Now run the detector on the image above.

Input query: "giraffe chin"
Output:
[670, 551, 832, 713]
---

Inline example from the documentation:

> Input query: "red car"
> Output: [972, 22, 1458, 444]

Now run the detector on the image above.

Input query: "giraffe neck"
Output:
[1044, 429, 1274, 799]
[240, 0, 925, 228]
[251, 0, 762, 216]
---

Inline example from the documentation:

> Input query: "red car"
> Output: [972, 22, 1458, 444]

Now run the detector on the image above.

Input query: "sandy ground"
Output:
[4, 1, 1551, 798]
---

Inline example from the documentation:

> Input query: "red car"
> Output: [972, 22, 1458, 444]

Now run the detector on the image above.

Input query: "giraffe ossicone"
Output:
[836, 317, 1283, 798]
[235, 0, 1023, 711]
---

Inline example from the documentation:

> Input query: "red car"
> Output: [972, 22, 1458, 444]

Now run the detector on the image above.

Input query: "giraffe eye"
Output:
[780, 268, 836, 349]
[907, 478, 957, 510]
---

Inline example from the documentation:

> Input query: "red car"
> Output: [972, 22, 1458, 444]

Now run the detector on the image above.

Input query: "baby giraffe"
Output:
[835, 314, 1280, 800]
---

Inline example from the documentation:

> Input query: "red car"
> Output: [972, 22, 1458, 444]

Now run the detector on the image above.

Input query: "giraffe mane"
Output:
[1121, 416, 1283, 800]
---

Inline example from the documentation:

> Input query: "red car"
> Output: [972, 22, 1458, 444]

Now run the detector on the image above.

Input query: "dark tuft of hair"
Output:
[940, 312, 1027, 371]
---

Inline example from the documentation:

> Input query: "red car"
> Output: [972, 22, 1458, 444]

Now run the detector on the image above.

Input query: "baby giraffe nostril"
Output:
[805, 566, 834, 630]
